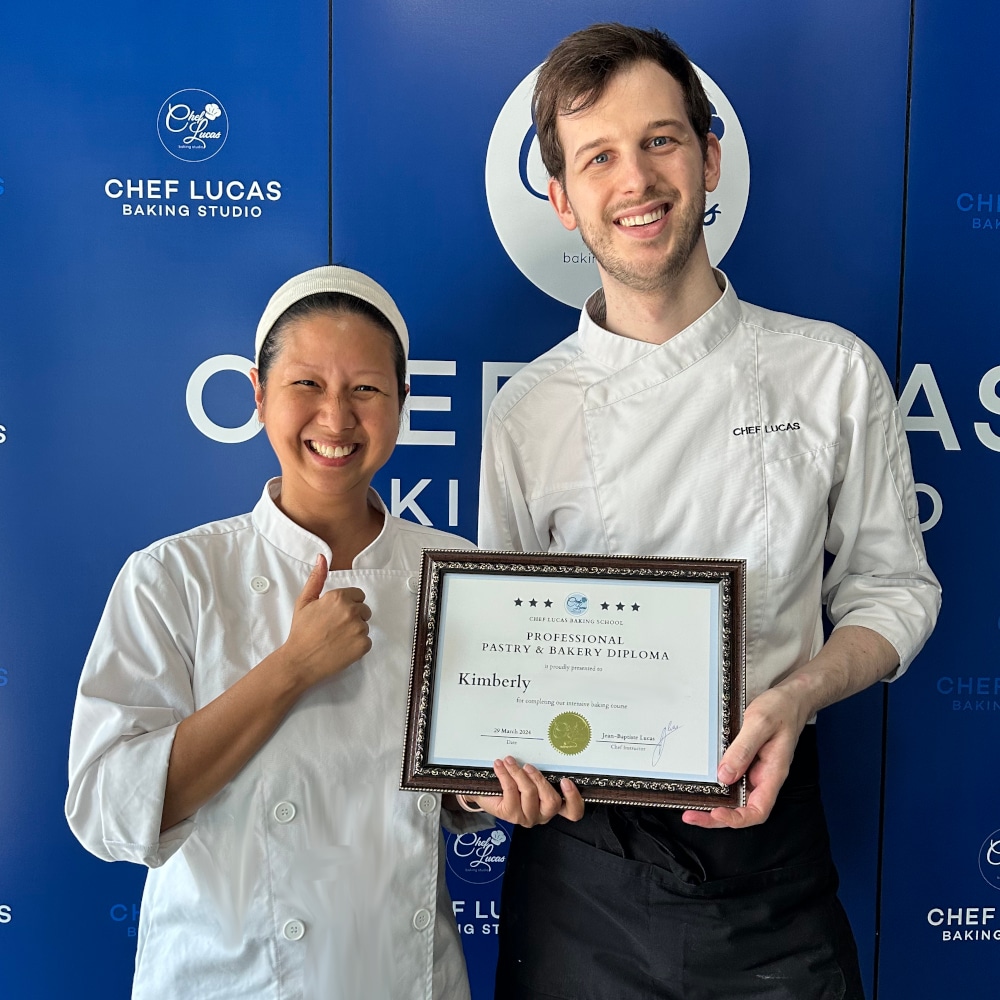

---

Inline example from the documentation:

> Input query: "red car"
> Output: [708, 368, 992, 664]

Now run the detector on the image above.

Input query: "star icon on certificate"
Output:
[631, 603, 640, 611]
[514, 598, 522, 606]
[544, 599, 552, 607]
[529, 599, 538, 607]
[600, 602, 610, 610]
[616, 602, 625, 611]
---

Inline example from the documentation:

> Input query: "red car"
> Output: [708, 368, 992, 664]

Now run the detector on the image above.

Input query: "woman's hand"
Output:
[461, 757, 585, 827]
[281, 555, 372, 687]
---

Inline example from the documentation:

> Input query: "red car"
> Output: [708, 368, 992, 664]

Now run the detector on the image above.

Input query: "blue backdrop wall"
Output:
[0, 2, 995, 998]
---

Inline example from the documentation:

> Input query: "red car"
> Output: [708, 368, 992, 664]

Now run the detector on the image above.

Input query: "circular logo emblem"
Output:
[157, 89, 229, 162]
[444, 824, 510, 885]
[565, 592, 588, 616]
[979, 829, 1000, 890]
[548, 712, 591, 755]
[485, 64, 750, 307]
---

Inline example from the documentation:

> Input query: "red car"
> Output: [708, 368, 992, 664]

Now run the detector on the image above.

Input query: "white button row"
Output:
[256, 574, 421, 596]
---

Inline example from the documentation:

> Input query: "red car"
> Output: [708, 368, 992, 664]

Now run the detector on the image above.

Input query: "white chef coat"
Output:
[479, 274, 940, 701]
[66, 479, 474, 1000]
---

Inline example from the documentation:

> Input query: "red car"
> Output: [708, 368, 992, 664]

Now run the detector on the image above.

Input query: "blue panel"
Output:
[332, 3, 910, 997]
[880, 1, 1000, 995]
[0, 2, 328, 995]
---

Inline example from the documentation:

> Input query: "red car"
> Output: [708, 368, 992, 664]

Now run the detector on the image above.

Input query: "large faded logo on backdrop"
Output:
[486, 65, 750, 307]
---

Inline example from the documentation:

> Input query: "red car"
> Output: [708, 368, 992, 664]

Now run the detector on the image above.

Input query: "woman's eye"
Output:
[294, 379, 319, 387]
[592, 152, 610, 165]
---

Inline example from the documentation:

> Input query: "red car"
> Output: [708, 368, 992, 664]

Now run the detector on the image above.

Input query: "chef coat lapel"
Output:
[578, 280, 768, 687]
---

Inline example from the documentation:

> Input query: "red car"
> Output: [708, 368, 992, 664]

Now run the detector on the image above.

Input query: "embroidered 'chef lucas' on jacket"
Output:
[479, 274, 940, 698]
[66, 480, 474, 1000]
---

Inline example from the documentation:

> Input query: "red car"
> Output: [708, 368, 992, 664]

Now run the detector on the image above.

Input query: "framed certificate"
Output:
[401, 550, 746, 810]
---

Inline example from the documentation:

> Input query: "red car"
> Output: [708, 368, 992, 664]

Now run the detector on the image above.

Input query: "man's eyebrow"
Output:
[571, 119, 690, 163]
[647, 118, 688, 132]
[572, 136, 611, 163]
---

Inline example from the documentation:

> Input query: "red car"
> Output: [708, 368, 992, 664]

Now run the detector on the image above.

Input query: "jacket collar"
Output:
[252, 478, 394, 569]
[578, 269, 742, 381]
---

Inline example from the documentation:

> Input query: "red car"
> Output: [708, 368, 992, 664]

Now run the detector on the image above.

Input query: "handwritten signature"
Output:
[651, 721, 682, 767]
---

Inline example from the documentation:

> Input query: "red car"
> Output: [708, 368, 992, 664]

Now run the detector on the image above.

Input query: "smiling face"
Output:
[251, 310, 403, 522]
[548, 60, 721, 296]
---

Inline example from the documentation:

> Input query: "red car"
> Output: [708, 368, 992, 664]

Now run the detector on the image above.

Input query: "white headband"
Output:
[254, 265, 409, 367]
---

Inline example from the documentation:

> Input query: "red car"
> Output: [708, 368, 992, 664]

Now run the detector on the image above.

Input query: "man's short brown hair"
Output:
[533, 23, 713, 184]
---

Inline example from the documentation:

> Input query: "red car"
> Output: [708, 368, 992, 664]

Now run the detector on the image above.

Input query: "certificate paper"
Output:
[402, 551, 746, 810]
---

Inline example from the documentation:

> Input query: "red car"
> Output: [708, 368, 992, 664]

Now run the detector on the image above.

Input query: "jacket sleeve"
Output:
[822, 340, 941, 677]
[440, 806, 495, 836]
[65, 551, 197, 867]
[478, 408, 540, 552]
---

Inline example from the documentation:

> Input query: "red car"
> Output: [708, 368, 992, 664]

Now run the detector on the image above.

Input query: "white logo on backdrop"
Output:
[980, 829, 1000, 890]
[157, 89, 229, 162]
[485, 65, 750, 307]
[445, 826, 510, 885]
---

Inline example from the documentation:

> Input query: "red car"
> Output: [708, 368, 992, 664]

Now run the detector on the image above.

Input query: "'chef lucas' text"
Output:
[732, 422, 801, 437]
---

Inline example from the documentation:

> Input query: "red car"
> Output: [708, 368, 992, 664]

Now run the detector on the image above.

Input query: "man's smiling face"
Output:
[548, 60, 721, 295]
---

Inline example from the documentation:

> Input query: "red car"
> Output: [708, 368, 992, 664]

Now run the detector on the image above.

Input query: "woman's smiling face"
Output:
[252, 309, 403, 516]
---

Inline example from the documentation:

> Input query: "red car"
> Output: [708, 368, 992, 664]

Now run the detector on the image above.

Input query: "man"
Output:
[478, 22, 940, 1000]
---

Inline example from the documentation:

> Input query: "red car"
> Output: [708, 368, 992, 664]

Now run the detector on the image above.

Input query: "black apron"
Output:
[494, 727, 864, 1000]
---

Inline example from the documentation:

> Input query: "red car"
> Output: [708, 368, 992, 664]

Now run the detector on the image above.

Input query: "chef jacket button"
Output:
[417, 793, 437, 815]
[282, 919, 306, 941]
[250, 576, 270, 594]
[273, 801, 296, 824]
[406, 575, 420, 594]
[412, 908, 432, 931]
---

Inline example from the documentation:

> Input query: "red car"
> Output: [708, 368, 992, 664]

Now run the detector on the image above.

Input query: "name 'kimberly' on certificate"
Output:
[402, 551, 746, 807]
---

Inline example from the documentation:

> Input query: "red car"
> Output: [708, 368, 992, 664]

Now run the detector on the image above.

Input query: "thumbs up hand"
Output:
[281, 555, 373, 688]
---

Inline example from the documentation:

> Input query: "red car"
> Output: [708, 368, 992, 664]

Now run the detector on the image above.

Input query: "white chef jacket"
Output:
[479, 274, 940, 701]
[66, 480, 474, 1000]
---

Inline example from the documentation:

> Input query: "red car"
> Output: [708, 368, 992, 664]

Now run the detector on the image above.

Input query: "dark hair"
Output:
[257, 292, 407, 403]
[533, 23, 712, 184]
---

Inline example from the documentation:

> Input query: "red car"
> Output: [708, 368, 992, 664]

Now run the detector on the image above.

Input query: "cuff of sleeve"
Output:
[441, 805, 495, 836]
[98, 724, 192, 867]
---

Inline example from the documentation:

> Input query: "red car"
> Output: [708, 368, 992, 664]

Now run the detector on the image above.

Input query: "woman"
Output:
[65, 266, 582, 1000]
